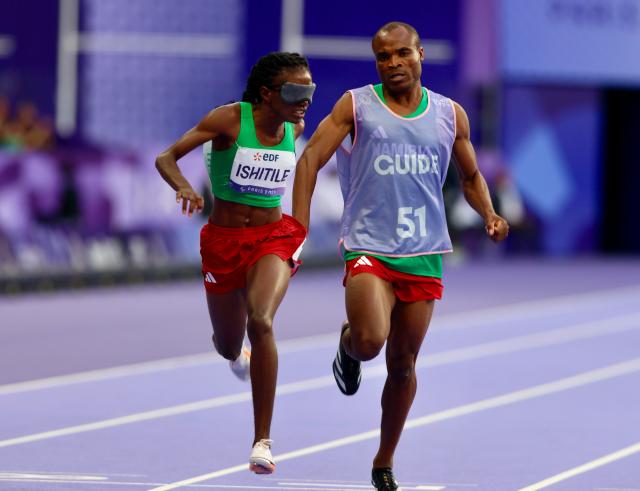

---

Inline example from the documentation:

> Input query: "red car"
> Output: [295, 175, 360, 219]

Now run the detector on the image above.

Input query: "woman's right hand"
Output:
[176, 186, 204, 217]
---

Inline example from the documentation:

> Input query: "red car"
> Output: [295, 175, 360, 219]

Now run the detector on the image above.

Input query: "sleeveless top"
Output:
[204, 101, 296, 207]
[342, 84, 442, 278]
[337, 84, 456, 256]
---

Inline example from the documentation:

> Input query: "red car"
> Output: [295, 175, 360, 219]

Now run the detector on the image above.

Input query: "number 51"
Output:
[396, 206, 427, 238]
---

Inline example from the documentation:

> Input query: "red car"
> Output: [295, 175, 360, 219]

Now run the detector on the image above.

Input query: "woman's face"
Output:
[263, 67, 313, 124]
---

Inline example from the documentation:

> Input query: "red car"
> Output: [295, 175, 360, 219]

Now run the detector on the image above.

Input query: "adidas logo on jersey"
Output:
[370, 126, 388, 139]
[353, 256, 373, 268]
[204, 272, 217, 283]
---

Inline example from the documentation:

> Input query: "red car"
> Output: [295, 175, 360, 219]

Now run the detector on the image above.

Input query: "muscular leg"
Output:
[245, 254, 292, 444]
[373, 299, 434, 469]
[206, 290, 247, 360]
[343, 273, 396, 361]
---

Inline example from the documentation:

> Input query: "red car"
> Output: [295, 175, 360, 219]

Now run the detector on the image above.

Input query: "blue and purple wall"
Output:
[2, 0, 639, 265]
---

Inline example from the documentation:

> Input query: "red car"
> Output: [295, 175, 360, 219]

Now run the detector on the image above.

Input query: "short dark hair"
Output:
[373, 22, 421, 49]
[242, 52, 310, 104]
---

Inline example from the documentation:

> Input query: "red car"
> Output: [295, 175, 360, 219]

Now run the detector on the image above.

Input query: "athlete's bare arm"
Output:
[155, 103, 240, 216]
[451, 101, 509, 241]
[292, 92, 354, 229]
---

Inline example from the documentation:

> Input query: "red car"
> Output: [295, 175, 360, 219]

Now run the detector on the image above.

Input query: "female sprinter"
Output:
[155, 52, 314, 474]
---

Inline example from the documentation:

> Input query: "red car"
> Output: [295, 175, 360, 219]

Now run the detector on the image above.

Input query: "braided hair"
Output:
[242, 52, 310, 104]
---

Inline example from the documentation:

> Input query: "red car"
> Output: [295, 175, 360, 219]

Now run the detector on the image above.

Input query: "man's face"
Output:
[262, 67, 313, 124]
[372, 27, 424, 93]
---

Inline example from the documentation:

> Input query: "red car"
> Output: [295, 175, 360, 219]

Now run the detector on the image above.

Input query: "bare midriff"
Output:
[209, 196, 282, 227]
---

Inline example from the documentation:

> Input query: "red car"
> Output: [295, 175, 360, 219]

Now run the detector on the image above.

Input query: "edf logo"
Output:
[253, 152, 279, 162]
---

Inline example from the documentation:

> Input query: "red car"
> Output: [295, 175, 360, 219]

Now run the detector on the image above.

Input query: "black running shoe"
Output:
[332, 322, 362, 396]
[371, 467, 399, 490]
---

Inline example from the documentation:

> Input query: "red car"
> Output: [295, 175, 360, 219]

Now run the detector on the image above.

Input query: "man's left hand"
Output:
[485, 214, 509, 242]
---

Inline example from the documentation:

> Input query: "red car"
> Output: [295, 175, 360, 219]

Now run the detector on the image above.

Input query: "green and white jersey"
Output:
[204, 102, 296, 208]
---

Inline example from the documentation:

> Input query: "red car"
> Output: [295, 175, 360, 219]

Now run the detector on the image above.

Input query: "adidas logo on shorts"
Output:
[204, 272, 217, 283]
[353, 256, 373, 268]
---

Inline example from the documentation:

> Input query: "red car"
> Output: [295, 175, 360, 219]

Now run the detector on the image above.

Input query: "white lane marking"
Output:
[0, 333, 337, 397]
[275, 478, 475, 487]
[417, 311, 640, 370]
[2, 285, 639, 396]
[0, 472, 106, 481]
[149, 358, 640, 491]
[279, 483, 371, 488]
[280, 484, 445, 491]
[2, 312, 639, 448]
[0, 376, 328, 448]
[0, 480, 153, 487]
[0, 353, 218, 397]
[0, 479, 376, 490]
[437, 285, 640, 331]
[518, 441, 640, 490]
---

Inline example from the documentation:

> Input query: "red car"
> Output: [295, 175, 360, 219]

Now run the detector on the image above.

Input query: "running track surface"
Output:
[1, 257, 639, 490]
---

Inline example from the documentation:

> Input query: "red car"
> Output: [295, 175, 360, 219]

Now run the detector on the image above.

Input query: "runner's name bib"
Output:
[229, 146, 296, 196]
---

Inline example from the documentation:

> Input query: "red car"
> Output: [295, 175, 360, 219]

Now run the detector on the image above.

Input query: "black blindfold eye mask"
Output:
[279, 82, 316, 104]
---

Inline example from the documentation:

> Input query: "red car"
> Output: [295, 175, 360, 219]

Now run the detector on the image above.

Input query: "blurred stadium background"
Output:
[1, 0, 639, 293]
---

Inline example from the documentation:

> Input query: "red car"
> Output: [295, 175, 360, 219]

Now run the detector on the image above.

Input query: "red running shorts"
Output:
[200, 214, 306, 294]
[344, 254, 443, 302]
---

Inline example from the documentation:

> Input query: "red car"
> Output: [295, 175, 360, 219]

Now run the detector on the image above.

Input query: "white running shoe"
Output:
[249, 439, 275, 474]
[229, 345, 251, 381]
